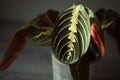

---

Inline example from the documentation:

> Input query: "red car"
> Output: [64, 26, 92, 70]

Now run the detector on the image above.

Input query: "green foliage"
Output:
[52, 4, 91, 64]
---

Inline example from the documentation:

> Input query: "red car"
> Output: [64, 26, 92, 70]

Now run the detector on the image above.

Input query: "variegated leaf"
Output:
[25, 10, 59, 45]
[52, 4, 91, 64]
[0, 10, 59, 70]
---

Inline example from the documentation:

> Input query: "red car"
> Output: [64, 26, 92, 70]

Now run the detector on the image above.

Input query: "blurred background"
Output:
[0, 0, 120, 80]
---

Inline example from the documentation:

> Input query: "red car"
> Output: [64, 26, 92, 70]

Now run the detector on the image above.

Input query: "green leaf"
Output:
[52, 4, 91, 64]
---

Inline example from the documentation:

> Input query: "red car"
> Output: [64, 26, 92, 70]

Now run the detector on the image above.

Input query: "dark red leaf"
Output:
[90, 22, 105, 56]
[0, 27, 35, 70]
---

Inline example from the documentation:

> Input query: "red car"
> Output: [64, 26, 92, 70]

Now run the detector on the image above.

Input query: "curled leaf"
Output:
[96, 9, 120, 55]
[90, 21, 105, 56]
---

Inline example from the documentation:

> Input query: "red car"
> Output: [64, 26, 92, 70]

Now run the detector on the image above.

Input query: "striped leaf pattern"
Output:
[25, 10, 59, 46]
[52, 4, 91, 64]
[26, 27, 53, 46]
[0, 10, 59, 70]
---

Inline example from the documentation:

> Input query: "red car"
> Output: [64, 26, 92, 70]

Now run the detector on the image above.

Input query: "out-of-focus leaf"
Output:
[25, 10, 59, 45]
[95, 8, 119, 30]
[0, 9, 59, 70]
[69, 53, 89, 80]
[106, 16, 120, 55]
[0, 27, 34, 70]
[90, 19, 105, 56]
[96, 9, 120, 55]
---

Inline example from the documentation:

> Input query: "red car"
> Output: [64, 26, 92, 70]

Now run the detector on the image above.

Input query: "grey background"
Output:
[0, 0, 120, 80]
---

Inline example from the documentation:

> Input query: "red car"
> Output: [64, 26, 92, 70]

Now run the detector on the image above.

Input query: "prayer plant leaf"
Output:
[0, 27, 32, 70]
[95, 9, 120, 55]
[25, 10, 59, 45]
[52, 4, 91, 64]
[0, 10, 59, 70]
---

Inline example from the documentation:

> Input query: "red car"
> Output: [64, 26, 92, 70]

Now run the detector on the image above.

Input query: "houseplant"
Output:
[0, 2, 119, 80]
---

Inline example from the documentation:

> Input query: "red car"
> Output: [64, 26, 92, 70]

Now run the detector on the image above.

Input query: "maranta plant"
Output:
[0, 4, 105, 70]
[53, 4, 92, 64]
